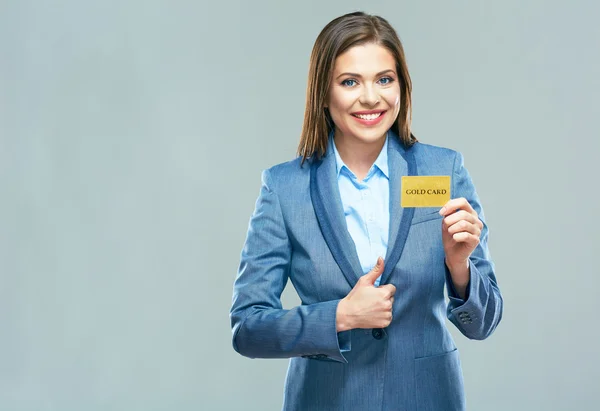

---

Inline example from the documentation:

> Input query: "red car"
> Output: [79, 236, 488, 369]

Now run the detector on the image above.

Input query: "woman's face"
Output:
[326, 42, 401, 147]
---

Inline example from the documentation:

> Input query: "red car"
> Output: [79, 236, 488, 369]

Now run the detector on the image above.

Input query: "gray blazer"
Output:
[230, 131, 503, 411]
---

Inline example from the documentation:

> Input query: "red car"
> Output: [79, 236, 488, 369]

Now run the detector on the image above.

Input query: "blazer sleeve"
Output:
[230, 169, 350, 363]
[444, 151, 503, 340]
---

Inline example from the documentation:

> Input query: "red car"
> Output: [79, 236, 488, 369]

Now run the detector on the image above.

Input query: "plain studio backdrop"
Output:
[1, 0, 599, 410]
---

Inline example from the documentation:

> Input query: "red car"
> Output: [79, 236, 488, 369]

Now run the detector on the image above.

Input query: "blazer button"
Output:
[372, 328, 383, 340]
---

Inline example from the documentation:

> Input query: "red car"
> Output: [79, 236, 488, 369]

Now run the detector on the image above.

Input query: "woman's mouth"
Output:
[351, 110, 386, 125]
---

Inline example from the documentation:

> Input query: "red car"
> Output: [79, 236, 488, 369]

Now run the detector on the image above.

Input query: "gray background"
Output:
[1, 0, 599, 410]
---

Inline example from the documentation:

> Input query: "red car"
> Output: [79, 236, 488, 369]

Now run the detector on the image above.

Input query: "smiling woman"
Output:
[325, 43, 401, 180]
[230, 11, 503, 411]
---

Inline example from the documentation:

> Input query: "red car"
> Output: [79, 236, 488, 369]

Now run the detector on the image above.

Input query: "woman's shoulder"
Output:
[410, 141, 463, 173]
[266, 155, 306, 174]
[411, 140, 459, 158]
[260, 156, 310, 192]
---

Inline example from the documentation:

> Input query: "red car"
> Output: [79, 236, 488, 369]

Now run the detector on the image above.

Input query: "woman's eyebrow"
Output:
[335, 69, 396, 79]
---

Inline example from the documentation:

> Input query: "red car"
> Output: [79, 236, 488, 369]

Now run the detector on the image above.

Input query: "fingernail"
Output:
[438, 207, 446, 216]
[377, 256, 382, 266]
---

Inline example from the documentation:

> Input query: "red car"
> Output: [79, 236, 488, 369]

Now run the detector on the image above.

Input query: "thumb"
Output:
[361, 257, 384, 285]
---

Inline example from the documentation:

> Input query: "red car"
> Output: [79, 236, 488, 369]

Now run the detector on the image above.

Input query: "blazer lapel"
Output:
[310, 149, 364, 288]
[380, 133, 417, 285]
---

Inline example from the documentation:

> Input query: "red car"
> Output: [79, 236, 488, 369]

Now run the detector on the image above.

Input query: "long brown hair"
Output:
[298, 12, 416, 164]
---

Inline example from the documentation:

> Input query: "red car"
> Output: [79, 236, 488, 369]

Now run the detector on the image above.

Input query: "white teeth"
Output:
[354, 112, 382, 120]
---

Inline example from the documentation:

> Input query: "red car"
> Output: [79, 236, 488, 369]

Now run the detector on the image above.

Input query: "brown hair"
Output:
[298, 11, 417, 163]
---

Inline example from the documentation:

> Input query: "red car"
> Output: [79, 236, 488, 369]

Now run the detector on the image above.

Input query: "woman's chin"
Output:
[348, 127, 390, 144]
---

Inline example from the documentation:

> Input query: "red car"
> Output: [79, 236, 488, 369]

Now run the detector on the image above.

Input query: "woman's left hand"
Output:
[439, 197, 483, 270]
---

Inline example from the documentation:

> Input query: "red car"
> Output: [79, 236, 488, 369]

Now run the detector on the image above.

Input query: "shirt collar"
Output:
[330, 131, 390, 180]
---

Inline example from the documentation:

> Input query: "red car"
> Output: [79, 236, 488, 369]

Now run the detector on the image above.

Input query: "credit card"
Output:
[401, 176, 451, 207]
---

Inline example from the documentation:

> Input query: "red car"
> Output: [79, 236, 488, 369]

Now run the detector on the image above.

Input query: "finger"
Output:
[379, 284, 396, 298]
[439, 197, 475, 217]
[360, 256, 384, 285]
[451, 232, 481, 247]
[443, 210, 479, 227]
[447, 220, 482, 237]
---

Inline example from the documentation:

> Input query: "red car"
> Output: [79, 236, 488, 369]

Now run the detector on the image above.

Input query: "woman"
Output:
[230, 11, 502, 411]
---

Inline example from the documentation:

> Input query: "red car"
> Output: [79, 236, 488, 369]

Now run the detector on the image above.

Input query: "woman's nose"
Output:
[359, 85, 380, 106]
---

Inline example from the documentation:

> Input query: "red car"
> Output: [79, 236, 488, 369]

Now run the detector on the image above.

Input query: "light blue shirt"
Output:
[331, 134, 390, 286]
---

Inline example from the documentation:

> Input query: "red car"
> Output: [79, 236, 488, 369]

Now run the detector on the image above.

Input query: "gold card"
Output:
[401, 176, 451, 207]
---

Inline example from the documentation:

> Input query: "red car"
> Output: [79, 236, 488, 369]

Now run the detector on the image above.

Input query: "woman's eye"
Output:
[378, 77, 394, 85]
[341, 79, 357, 87]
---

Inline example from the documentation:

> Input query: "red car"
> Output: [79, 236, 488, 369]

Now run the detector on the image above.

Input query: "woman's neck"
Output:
[334, 132, 386, 182]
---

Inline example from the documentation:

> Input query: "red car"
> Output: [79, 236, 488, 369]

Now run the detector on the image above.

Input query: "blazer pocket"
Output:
[410, 210, 443, 226]
[414, 348, 466, 411]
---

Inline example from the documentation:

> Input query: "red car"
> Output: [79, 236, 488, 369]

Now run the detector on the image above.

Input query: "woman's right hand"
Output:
[335, 257, 396, 332]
